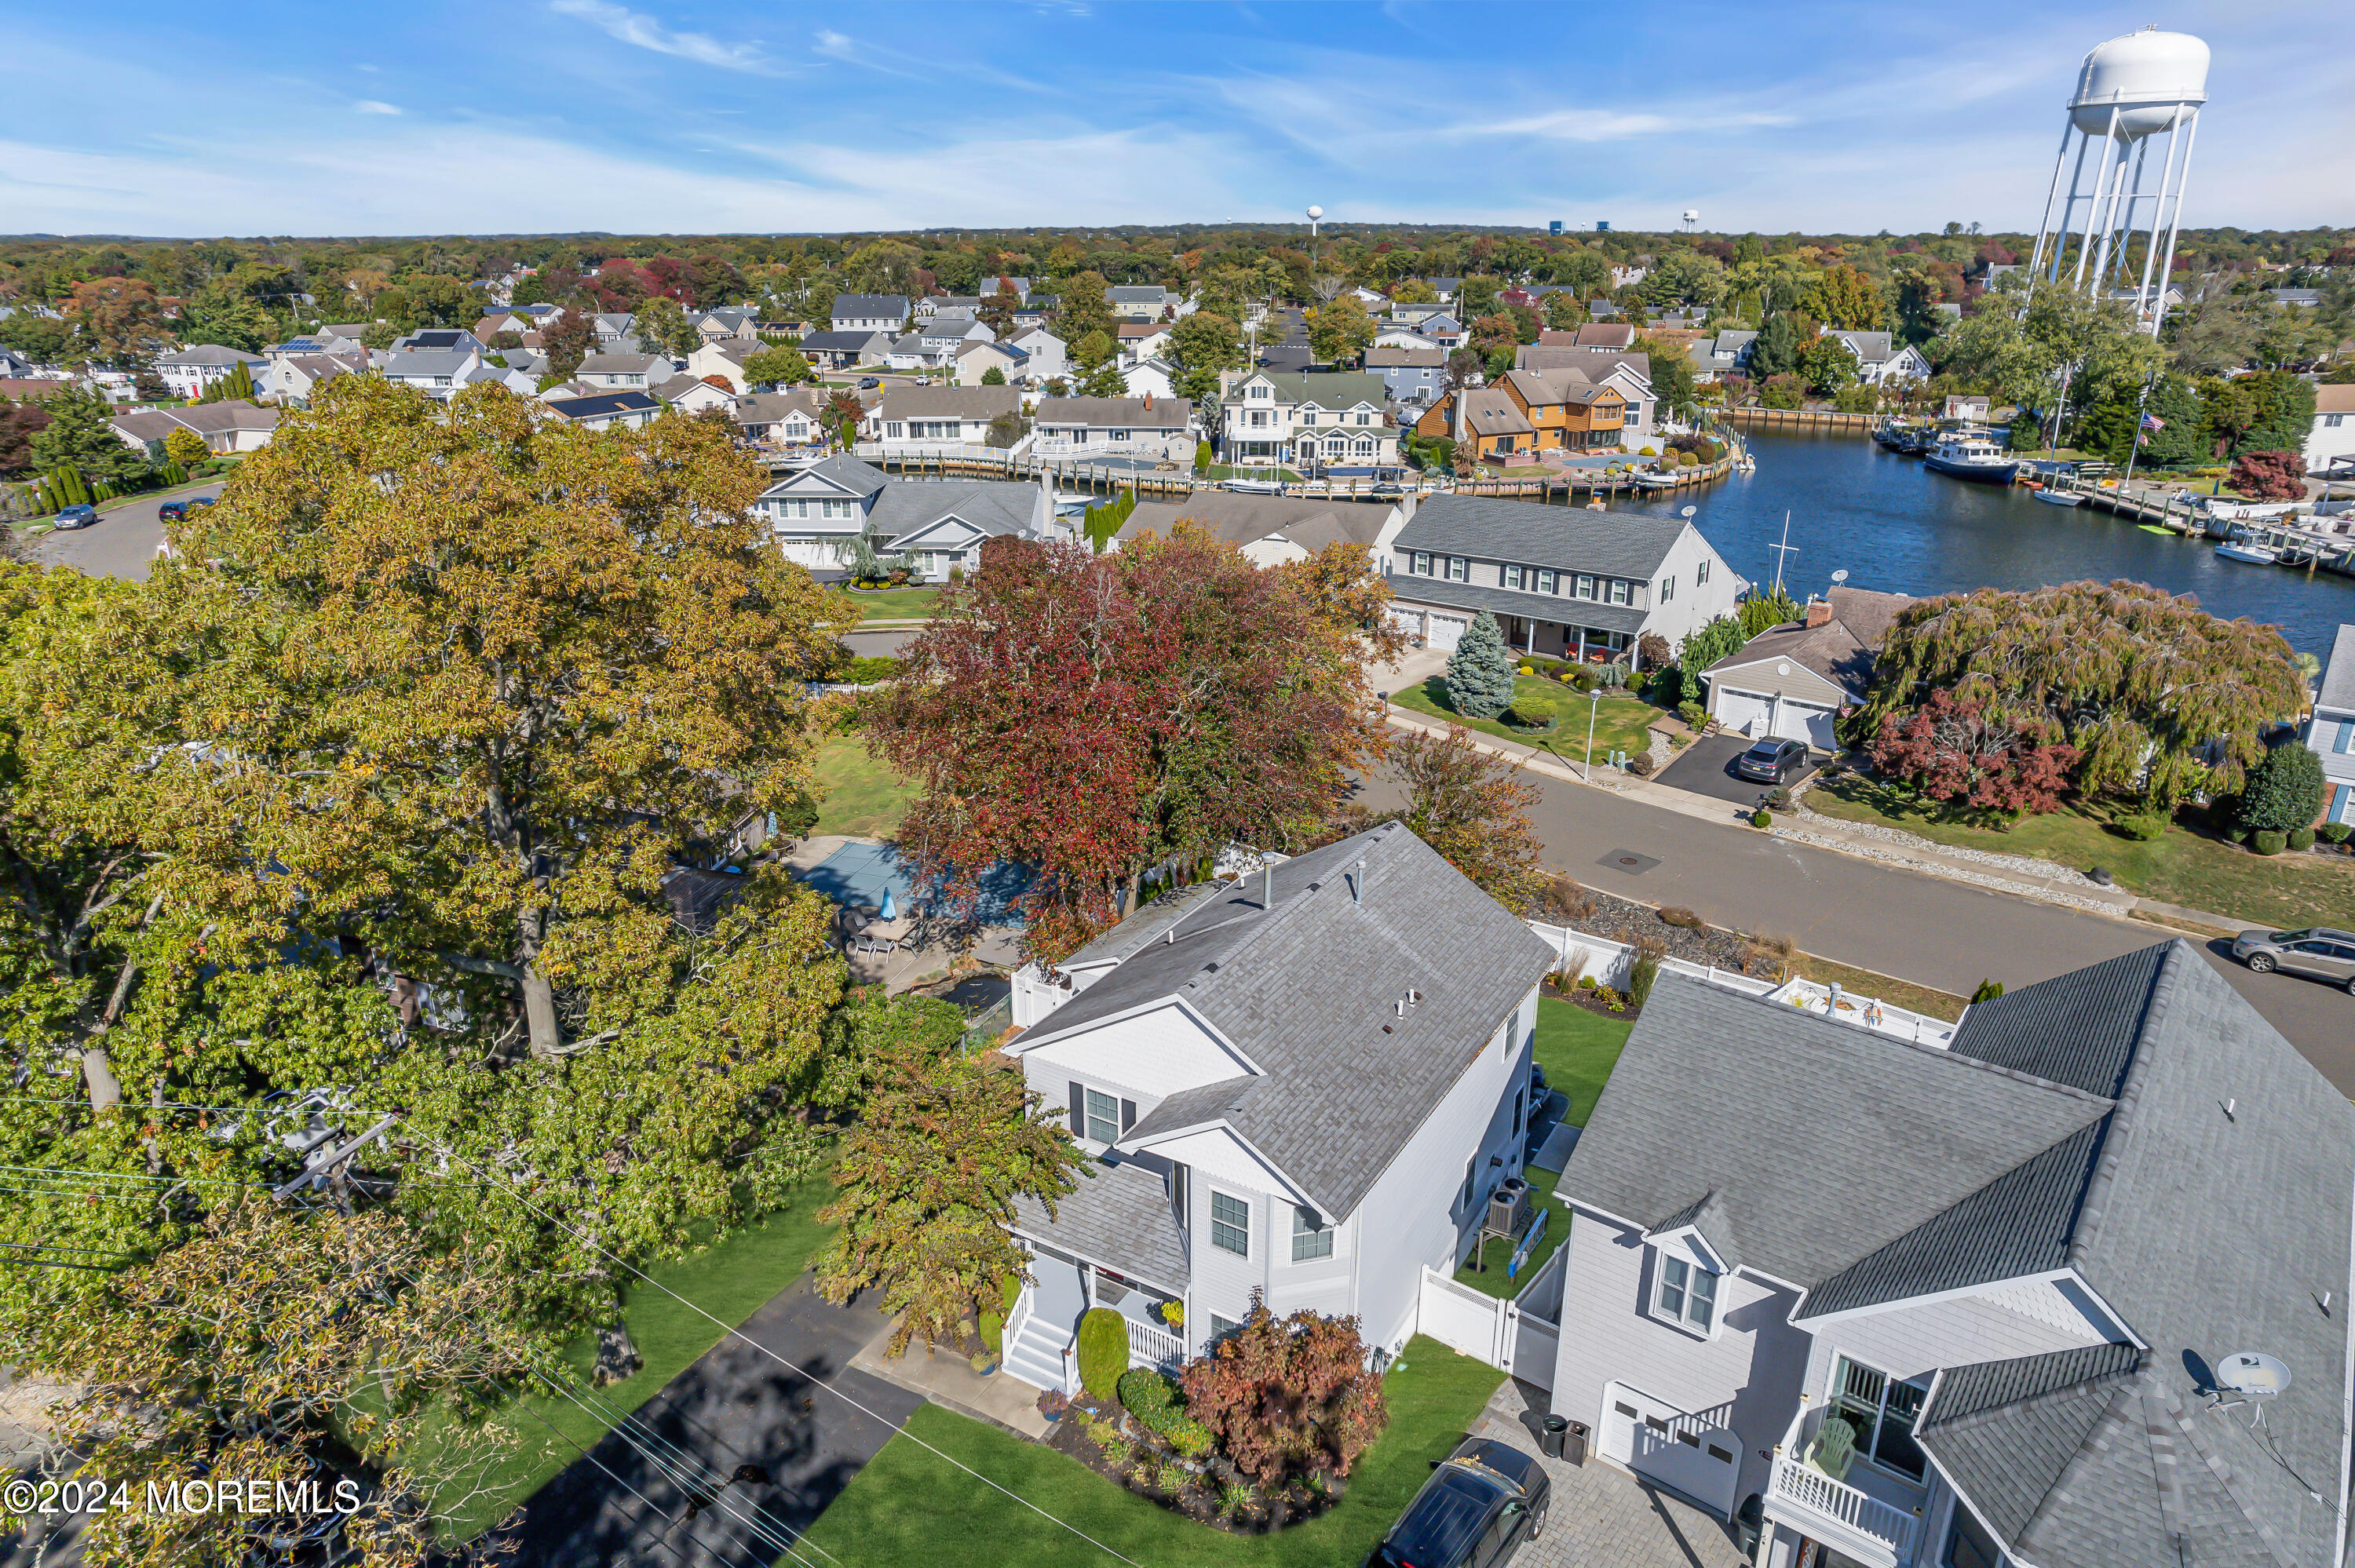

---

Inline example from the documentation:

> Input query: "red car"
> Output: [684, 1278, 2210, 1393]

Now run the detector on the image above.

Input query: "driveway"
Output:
[1656, 734, 1817, 807]
[23, 480, 221, 583]
[493, 1278, 922, 1568]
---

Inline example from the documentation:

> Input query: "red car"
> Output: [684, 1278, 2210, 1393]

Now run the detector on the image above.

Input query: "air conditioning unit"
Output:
[1488, 1177, 1532, 1238]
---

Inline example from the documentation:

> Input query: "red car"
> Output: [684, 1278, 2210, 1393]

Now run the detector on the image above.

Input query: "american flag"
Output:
[2141, 413, 2166, 430]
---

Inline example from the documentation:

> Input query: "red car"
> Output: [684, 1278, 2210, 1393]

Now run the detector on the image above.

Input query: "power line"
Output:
[401, 1118, 1148, 1568]
[504, 1398, 736, 1568]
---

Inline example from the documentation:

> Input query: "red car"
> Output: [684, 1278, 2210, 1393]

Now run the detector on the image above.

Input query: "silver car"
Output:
[2233, 928, 2355, 991]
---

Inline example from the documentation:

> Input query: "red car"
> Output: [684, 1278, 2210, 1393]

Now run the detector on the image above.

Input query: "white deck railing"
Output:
[1124, 1314, 1184, 1369]
[1768, 1457, 1922, 1566]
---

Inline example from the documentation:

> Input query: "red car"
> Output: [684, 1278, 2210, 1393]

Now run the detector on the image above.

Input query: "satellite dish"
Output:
[2217, 1351, 2292, 1398]
[1305, 205, 1324, 221]
[1831, 569, 1849, 584]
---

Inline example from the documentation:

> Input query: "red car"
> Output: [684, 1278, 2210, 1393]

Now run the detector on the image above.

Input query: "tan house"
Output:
[1700, 586, 1912, 749]
[1414, 389, 1536, 462]
[110, 403, 280, 459]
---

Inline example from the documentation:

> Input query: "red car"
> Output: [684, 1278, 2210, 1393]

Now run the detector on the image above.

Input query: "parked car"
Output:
[2233, 928, 2355, 991]
[1733, 737, 1809, 784]
[1374, 1439, 1549, 1568]
[158, 500, 188, 521]
[53, 504, 98, 530]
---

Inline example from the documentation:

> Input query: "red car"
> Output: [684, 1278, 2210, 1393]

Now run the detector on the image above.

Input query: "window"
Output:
[1503, 565, 1524, 590]
[1207, 1313, 1242, 1345]
[886, 422, 905, 439]
[1448, 557, 1469, 582]
[2334, 719, 2351, 753]
[1655, 1254, 1718, 1329]
[1944, 1509, 2003, 1568]
[1355, 439, 1374, 456]
[1084, 1088, 1119, 1144]
[2328, 414, 2346, 428]
[1661, 576, 1674, 603]
[1575, 574, 1596, 600]
[1412, 552, 1433, 576]
[1510, 1089, 1524, 1136]
[1209, 1191, 1250, 1256]
[1536, 569, 1558, 595]
[1609, 579, 1632, 605]
[1291, 1206, 1334, 1261]
[1251, 384, 1269, 399]
[1461, 1158, 1477, 1214]
[1356, 410, 1371, 425]
[1697, 558, 1710, 585]
[1828, 1356, 1931, 1482]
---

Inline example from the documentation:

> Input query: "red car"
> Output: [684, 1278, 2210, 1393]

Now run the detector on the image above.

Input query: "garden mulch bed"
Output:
[1541, 880, 1779, 975]
[1039, 1394, 1343, 1535]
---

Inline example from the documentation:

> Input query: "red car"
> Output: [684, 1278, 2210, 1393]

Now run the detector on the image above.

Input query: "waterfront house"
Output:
[1546, 941, 2354, 1568]
[1692, 330, 1758, 383]
[1367, 344, 1447, 407]
[1824, 330, 1933, 388]
[1113, 491, 1408, 566]
[754, 454, 1062, 579]
[1511, 346, 1658, 446]
[831, 294, 911, 333]
[1386, 494, 1739, 662]
[1218, 370, 1397, 472]
[998, 822, 1555, 1391]
[1498, 366, 1629, 452]
[153, 343, 268, 400]
[2308, 622, 2355, 826]
[1007, 326, 1068, 386]
[1033, 394, 1192, 460]
[1415, 388, 1537, 464]
[1700, 586, 1913, 751]
[2306, 385, 2355, 476]
[732, 388, 831, 450]
[859, 385, 1020, 456]
[653, 374, 739, 417]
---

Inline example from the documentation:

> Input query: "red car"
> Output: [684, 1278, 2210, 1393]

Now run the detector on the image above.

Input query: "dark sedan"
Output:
[1733, 737, 1809, 784]
[158, 499, 188, 521]
[1375, 1439, 1550, 1568]
[53, 503, 98, 530]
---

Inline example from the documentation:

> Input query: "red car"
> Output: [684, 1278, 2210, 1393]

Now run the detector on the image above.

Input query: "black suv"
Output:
[1733, 737, 1809, 784]
[1375, 1439, 1550, 1568]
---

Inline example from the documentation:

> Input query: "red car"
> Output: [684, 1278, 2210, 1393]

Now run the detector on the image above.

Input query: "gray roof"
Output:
[761, 454, 890, 501]
[2317, 623, 2355, 714]
[1019, 824, 1554, 1217]
[1830, 329, 1896, 361]
[1243, 370, 1390, 409]
[798, 330, 889, 352]
[1703, 615, 1875, 698]
[1010, 1158, 1189, 1289]
[1366, 345, 1446, 367]
[1120, 493, 1392, 553]
[1032, 396, 1187, 431]
[870, 478, 1042, 545]
[1513, 347, 1653, 388]
[833, 294, 910, 319]
[873, 385, 1019, 421]
[159, 343, 266, 366]
[1395, 494, 1693, 579]
[382, 349, 477, 377]
[1059, 882, 1223, 968]
[579, 352, 668, 375]
[1108, 286, 1174, 303]
[734, 389, 824, 426]
[1575, 943, 2355, 1568]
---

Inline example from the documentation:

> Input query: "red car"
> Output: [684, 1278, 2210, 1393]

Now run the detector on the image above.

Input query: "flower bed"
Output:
[1042, 1393, 1345, 1534]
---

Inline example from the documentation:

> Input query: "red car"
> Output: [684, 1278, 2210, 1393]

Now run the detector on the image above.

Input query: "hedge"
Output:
[1075, 1307, 1127, 1401]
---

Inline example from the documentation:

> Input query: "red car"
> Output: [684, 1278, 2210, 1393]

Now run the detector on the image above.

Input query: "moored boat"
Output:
[2032, 487, 2084, 507]
[1922, 432, 2020, 484]
[2214, 541, 2279, 565]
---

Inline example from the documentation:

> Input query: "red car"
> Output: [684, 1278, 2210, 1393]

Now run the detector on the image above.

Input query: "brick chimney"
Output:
[1142, 392, 1153, 410]
[1805, 596, 1834, 629]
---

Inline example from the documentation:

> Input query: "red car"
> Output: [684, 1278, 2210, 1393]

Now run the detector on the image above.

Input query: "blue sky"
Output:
[2, 1, 2343, 238]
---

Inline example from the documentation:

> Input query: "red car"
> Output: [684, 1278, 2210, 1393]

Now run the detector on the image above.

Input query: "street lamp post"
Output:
[1584, 688, 1602, 782]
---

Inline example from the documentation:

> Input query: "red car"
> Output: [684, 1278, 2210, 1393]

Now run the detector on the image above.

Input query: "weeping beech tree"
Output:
[1858, 581, 2303, 809]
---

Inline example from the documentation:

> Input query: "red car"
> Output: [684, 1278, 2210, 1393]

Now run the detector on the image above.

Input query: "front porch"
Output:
[1492, 614, 1633, 666]
[1006, 1158, 1192, 1395]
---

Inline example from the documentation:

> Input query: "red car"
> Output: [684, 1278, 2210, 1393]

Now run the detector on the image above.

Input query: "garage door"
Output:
[1714, 688, 1773, 738]
[1598, 1381, 1740, 1518]
[1779, 700, 1837, 750]
[1427, 613, 1470, 652]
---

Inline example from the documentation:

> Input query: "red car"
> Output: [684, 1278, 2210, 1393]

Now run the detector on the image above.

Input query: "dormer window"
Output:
[1656, 1254, 1717, 1329]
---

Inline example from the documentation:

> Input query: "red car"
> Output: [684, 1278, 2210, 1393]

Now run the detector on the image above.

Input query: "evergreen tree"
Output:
[2242, 370, 2317, 456]
[2234, 743, 2325, 833]
[1444, 612, 1517, 719]
[30, 388, 152, 491]
[1750, 310, 1802, 379]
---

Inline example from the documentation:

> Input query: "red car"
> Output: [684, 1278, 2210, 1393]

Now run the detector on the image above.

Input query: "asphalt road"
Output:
[1363, 767, 2355, 1092]
[22, 481, 214, 582]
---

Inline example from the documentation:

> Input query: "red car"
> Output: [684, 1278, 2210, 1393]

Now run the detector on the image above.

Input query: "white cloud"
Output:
[549, 0, 780, 75]
[354, 100, 401, 115]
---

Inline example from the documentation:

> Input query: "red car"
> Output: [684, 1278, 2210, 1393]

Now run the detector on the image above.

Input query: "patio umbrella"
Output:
[878, 887, 897, 921]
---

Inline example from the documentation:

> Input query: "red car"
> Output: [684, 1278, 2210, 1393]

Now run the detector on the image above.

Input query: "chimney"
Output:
[1142, 392, 1153, 410]
[1805, 596, 1833, 630]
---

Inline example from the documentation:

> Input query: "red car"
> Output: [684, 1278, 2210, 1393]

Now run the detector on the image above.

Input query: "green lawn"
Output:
[844, 586, 944, 619]
[1455, 1162, 1565, 1298]
[1808, 774, 2355, 930]
[1392, 676, 1664, 769]
[812, 733, 920, 838]
[432, 1167, 839, 1537]
[1532, 995, 1632, 1128]
[795, 1335, 1505, 1568]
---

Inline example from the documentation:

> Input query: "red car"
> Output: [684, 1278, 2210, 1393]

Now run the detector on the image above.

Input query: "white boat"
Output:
[1922, 433, 2020, 484]
[2031, 487, 2084, 507]
[2214, 541, 2279, 565]
[1221, 476, 1286, 494]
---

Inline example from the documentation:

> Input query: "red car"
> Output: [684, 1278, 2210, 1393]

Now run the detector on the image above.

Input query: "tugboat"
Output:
[1922, 431, 2020, 484]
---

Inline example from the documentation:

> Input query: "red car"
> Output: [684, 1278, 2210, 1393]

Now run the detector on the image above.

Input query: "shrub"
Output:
[1517, 664, 1535, 676]
[2252, 829, 2287, 856]
[1571, 669, 1598, 694]
[1677, 701, 1707, 727]
[2112, 812, 2170, 841]
[1575, 973, 1597, 991]
[1178, 1302, 1388, 1486]
[980, 1311, 1004, 1352]
[2234, 744, 2325, 834]
[1659, 906, 1703, 928]
[1444, 612, 1517, 720]
[1119, 1369, 1215, 1458]
[1627, 952, 1660, 1011]
[840, 655, 900, 684]
[2321, 822, 2352, 844]
[2226, 825, 2250, 844]
[1751, 808, 1772, 828]
[1765, 786, 1792, 811]
[2288, 827, 2316, 851]
[1627, 752, 1654, 777]
[1970, 979, 2005, 1003]
[1502, 704, 1550, 730]
[1075, 1307, 1128, 1401]
[1536, 873, 1593, 923]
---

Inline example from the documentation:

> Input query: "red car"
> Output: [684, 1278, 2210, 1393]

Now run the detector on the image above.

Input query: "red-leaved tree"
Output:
[870, 529, 1397, 960]
[2229, 450, 2306, 501]
[1178, 1300, 1388, 1486]
[1868, 688, 2079, 822]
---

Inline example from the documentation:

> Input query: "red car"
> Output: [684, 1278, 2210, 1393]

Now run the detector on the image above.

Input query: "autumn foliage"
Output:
[1868, 689, 2079, 821]
[1178, 1300, 1389, 1486]
[2229, 450, 2306, 501]
[871, 528, 1400, 961]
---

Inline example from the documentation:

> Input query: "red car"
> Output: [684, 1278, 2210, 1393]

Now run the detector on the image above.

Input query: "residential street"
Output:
[1362, 764, 2355, 1093]
[21, 480, 214, 582]
[491, 1279, 921, 1568]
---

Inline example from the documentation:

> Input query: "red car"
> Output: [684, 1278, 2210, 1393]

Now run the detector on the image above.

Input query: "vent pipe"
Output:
[1264, 861, 1273, 909]
[1356, 857, 1367, 904]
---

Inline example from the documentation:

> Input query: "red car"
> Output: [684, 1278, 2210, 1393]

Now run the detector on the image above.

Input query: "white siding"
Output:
[1019, 1003, 1254, 1107]
[1798, 1286, 2112, 1399]
[1646, 523, 1742, 647]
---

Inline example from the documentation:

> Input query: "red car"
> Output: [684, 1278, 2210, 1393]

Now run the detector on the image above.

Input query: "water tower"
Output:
[1681, 210, 1700, 235]
[2028, 27, 2207, 334]
[1306, 204, 1323, 242]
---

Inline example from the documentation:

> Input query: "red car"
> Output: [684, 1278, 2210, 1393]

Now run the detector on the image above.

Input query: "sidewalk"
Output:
[1384, 706, 2255, 935]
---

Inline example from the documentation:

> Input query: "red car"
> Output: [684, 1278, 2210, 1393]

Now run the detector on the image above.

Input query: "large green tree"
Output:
[27, 385, 152, 488]
[1168, 309, 1243, 400]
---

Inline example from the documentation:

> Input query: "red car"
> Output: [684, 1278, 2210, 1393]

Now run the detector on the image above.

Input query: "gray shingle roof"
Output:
[1033, 396, 1186, 431]
[833, 294, 910, 319]
[761, 454, 889, 500]
[1011, 1158, 1190, 1288]
[1018, 824, 1554, 1217]
[1120, 494, 1391, 552]
[798, 330, 889, 353]
[1916, 1345, 2144, 1547]
[159, 343, 266, 366]
[579, 352, 668, 375]
[383, 349, 477, 377]
[870, 479, 1041, 545]
[1948, 943, 2167, 1098]
[1246, 370, 1389, 409]
[1394, 494, 1692, 580]
[1703, 615, 1875, 698]
[2317, 623, 2355, 714]
[873, 385, 1019, 421]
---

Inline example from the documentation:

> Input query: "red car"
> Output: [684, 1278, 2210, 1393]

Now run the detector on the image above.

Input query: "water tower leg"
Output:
[2134, 113, 2188, 330]
[2048, 129, 2094, 286]
[2073, 107, 2123, 290]
[2081, 109, 2128, 291]
[2109, 137, 2152, 293]
[2028, 120, 2077, 280]
[2149, 109, 2200, 337]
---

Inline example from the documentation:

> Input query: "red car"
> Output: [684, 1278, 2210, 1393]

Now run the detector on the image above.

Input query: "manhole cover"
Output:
[1598, 848, 1660, 876]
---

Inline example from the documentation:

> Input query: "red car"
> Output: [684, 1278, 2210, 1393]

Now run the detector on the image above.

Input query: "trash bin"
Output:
[1735, 1493, 1765, 1562]
[1563, 1420, 1588, 1467]
[1539, 1414, 1568, 1458]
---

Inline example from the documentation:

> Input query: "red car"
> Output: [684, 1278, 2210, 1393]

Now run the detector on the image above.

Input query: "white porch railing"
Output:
[1768, 1456, 1922, 1567]
[1125, 1315, 1183, 1370]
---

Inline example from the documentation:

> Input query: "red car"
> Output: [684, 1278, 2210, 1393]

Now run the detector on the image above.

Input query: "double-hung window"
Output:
[1608, 579, 1632, 606]
[1661, 576, 1674, 603]
[1447, 557, 1469, 582]
[1411, 552, 1433, 576]
[1575, 574, 1596, 600]
[1291, 1206, 1334, 1261]
[1502, 565, 1524, 590]
[1083, 1088, 1119, 1144]
[1697, 558, 1711, 585]
[1209, 1191, 1251, 1256]
[1655, 1254, 1718, 1330]
[1537, 569, 1558, 594]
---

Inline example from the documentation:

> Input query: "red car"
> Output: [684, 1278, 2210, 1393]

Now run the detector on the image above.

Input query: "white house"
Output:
[732, 388, 833, 451]
[2308, 385, 2355, 476]
[2309, 622, 2355, 826]
[860, 385, 1020, 458]
[684, 340, 754, 393]
[1218, 370, 1398, 472]
[755, 454, 1064, 580]
[541, 390, 662, 432]
[1115, 321, 1172, 366]
[1388, 494, 1740, 662]
[1700, 586, 1913, 752]
[831, 294, 911, 333]
[998, 823, 1556, 1390]
[1545, 941, 2353, 1568]
[1031, 395, 1191, 460]
[381, 348, 482, 400]
[1119, 357, 1181, 402]
[885, 316, 993, 374]
[154, 344, 268, 400]
[654, 374, 740, 416]
[1008, 326, 1068, 386]
[575, 352, 670, 391]
[1824, 330, 1933, 388]
[952, 339, 1027, 388]
[1115, 491, 1408, 567]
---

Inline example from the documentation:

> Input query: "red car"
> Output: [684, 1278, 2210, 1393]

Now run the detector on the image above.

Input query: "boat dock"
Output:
[2033, 473, 2355, 578]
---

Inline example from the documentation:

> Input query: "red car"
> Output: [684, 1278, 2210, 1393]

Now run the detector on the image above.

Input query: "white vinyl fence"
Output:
[1522, 919, 1778, 998]
[1415, 1241, 1570, 1391]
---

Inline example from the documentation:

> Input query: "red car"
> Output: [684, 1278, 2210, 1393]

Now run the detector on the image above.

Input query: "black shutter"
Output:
[1120, 1099, 1137, 1133]
[1068, 1081, 1085, 1135]
[1169, 1162, 1188, 1228]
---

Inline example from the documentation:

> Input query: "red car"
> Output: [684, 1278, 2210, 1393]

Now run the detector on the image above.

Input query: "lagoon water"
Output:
[1609, 429, 2355, 662]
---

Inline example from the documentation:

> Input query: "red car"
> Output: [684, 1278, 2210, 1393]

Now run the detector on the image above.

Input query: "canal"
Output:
[1610, 429, 2355, 662]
